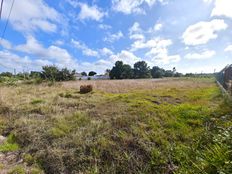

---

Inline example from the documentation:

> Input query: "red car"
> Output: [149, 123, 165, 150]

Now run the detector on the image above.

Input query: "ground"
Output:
[0, 78, 231, 174]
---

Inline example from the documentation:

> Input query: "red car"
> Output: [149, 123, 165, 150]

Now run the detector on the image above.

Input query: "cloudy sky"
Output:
[0, 0, 231, 74]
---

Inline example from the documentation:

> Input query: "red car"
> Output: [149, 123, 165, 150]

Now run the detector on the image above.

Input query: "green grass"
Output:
[0, 78, 231, 173]
[0, 134, 20, 152]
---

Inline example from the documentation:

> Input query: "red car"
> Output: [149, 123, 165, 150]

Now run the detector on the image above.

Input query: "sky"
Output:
[0, 0, 231, 74]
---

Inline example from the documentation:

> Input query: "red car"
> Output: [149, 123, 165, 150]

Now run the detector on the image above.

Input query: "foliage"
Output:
[109, 61, 134, 79]
[0, 72, 13, 77]
[8, 165, 26, 174]
[0, 134, 20, 152]
[151, 66, 165, 78]
[81, 72, 87, 76]
[41, 65, 75, 81]
[134, 61, 151, 79]
[88, 71, 97, 76]
[0, 78, 231, 173]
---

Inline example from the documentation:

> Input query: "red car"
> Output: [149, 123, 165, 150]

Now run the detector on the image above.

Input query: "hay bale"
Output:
[80, 85, 93, 94]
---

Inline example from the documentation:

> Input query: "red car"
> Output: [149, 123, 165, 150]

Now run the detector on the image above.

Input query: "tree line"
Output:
[2, 60, 212, 83]
[109, 61, 182, 79]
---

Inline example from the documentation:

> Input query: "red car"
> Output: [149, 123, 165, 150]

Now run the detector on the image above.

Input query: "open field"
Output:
[0, 78, 231, 173]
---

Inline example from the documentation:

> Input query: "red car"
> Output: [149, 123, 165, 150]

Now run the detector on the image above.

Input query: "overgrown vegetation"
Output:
[0, 65, 76, 85]
[0, 78, 231, 173]
[109, 60, 182, 79]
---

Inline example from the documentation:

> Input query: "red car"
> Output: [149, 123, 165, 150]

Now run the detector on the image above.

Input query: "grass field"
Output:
[0, 78, 231, 173]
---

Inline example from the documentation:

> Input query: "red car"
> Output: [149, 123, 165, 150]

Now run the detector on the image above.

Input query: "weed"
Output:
[8, 165, 26, 174]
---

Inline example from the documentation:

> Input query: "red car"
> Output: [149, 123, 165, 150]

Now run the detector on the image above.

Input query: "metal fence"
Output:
[216, 65, 232, 95]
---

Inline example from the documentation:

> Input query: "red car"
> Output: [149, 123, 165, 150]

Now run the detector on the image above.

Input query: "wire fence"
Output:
[216, 65, 232, 95]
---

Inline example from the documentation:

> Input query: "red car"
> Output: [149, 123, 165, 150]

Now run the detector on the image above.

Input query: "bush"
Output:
[80, 85, 93, 94]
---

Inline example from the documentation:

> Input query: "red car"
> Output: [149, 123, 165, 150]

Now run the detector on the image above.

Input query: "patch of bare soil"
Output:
[152, 95, 183, 105]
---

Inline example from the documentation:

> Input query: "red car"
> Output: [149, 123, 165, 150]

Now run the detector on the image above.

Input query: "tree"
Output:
[41, 65, 59, 81]
[133, 61, 151, 79]
[58, 68, 76, 81]
[109, 61, 133, 79]
[121, 64, 134, 79]
[41, 65, 75, 81]
[0, 72, 13, 77]
[30, 71, 41, 78]
[151, 66, 165, 78]
[88, 71, 97, 76]
[109, 61, 124, 79]
[81, 72, 87, 76]
[164, 70, 173, 77]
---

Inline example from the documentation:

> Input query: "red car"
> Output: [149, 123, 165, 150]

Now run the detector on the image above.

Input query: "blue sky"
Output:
[0, 0, 231, 74]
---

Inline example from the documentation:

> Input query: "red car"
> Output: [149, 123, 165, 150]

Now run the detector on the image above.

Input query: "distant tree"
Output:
[164, 70, 174, 77]
[109, 61, 134, 79]
[41, 65, 75, 81]
[41, 65, 59, 81]
[121, 64, 134, 79]
[58, 68, 76, 81]
[81, 72, 87, 76]
[151, 66, 165, 78]
[0, 72, 13, 77]
[30, 71, 41, 78]
[88, 71, 97, 76]
[109, 61, 124, 79]
[133, 61, 151, 79]
[174, 72, 183, 77]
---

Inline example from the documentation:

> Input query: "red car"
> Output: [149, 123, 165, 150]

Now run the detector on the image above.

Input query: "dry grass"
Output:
[0, 78, 231, 173]
[63, 78, 214, 93]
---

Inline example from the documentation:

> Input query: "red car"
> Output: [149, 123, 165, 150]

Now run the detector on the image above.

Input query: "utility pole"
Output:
[0, 0, 4, 20]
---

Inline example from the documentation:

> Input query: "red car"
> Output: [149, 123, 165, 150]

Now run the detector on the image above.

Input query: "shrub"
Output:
[8, 165, 26, 174]
[80, 85, 93, 94]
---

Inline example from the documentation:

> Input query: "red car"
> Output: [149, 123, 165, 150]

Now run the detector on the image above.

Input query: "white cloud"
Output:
[224, 45, 232, 52]
[131, 37, 172, 51]
[112, 0, 166, 14]
[130, 37, 179, 64]
[0, 50, 56, 72]
[2, 0, 61, 32]
[16, 36, 77, 68]
[0, 39, 12, 50]
[129, 22, 145, 41]
[110, 50, 141, 65]
[185, 50, 215, 60]
[153, 23, 163, 31]
[78, 3, 106, 21]
[71, 39, 99, 57]
[104, 31, 124, 42]
[100, 48, 114, 56]
[144, 40, 180, 64]
[129, 22, 142, 34]
[182, 19, 228, 46]
[98, 24, 112, 30]
[203, 0, 213, 3]
[211, 0, 232, 18]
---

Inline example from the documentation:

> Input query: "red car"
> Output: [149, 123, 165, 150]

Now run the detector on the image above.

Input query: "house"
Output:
[74, 73, 109, 80]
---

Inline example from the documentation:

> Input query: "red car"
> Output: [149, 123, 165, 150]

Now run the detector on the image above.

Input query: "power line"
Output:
[1, 0, 14, 40]
[0, 0, 3, 20]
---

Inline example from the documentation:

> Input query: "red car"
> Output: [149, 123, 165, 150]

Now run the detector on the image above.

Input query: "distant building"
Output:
[74, 73, 82, 79]
[74, 73, 109, 80]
